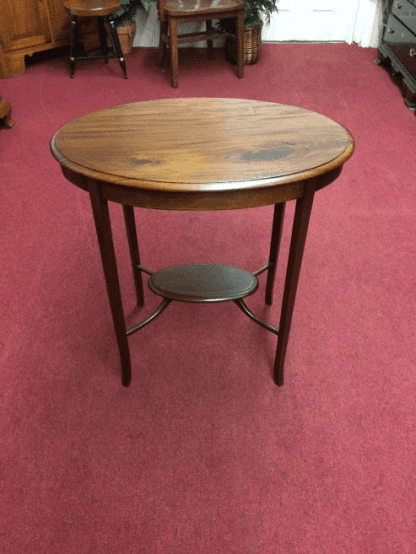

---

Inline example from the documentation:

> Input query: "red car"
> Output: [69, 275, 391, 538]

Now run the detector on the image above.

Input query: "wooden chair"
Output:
[64, 0, 127, 78]
[157, 0, 245, 88]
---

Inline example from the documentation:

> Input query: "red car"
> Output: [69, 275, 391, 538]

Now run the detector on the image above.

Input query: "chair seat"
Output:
[162, 0, 244, 17]
[64, 0, 121, 17]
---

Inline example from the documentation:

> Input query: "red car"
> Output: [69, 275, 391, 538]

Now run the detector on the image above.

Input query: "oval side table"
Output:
[51, 98, 355, 387]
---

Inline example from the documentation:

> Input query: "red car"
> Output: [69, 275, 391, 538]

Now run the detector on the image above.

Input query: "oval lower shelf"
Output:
[148, 264, 259, 302]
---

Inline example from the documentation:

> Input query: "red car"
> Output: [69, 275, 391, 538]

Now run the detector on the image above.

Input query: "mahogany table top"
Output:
[51, 98, 354, 210]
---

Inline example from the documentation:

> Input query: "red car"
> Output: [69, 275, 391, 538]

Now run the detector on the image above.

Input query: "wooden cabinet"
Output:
[376, 0, 416, 109]
[0, 0, 99, 78]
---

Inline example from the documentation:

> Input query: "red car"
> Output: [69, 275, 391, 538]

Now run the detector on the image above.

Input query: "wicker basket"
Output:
[225, 24, 262, 66]
[116, 22, 137, 55]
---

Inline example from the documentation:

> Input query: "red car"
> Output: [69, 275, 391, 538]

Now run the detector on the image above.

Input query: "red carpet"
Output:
[1, 44, 415, 553]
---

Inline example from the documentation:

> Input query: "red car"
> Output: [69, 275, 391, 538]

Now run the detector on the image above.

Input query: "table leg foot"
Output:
[274, 360, 284, 387]
[121, 350, 132, 387]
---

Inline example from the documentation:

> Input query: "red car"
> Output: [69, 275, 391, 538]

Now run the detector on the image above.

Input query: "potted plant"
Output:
[218, 0, 279, 65]
[112, 0, 147, 54]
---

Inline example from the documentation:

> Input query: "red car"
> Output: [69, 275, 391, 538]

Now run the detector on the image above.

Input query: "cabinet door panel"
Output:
[0, 0, 49, 49]
[47, 0, 72, 44]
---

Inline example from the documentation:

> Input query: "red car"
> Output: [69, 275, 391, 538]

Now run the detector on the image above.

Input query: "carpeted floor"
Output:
[0, 43, 415, 553]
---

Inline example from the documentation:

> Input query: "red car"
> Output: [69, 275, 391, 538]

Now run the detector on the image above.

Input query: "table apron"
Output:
[61, 166, 343, 210]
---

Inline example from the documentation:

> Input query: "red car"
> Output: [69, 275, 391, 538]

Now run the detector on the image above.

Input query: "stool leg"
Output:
[89, 183, 132, 387]
[123, 205, 144, 307]
[168, 18, 179, 88]
[108, 19, 128, 79]
[206, 20, 214, 59]
[69, 14, 77, 78]
[265, 202, 286, 306]
[274, 182, 315, 386]
[97, 17, 109, 63]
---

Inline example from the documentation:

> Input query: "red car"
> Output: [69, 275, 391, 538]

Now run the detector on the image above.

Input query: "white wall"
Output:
[348, 0, 383, 48]
[133, 3, 159, 47]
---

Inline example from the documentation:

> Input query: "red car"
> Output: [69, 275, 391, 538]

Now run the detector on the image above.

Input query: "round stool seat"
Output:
[64, 0, 121, 17]
[64, 0, 127, 79]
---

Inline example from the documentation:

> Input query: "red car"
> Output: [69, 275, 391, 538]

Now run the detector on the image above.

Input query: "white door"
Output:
[263, 0, 361, 43]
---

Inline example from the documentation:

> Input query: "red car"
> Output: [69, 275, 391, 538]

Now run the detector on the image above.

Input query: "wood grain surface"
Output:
[63, 0, 121, 17]
[51, 98, 354, 210]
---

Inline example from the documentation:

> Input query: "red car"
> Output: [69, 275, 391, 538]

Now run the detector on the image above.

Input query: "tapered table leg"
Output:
[274, 182, 315, 386]
[265, 202, 286, 306]
[89, 183, 131, 386]
[123, 205, 144, 307]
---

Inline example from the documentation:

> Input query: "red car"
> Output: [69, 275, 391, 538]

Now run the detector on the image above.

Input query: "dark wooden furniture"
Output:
[0, 0, 103, 78]
[157, 0, 244, 88]
[0, 97, 14, 128]
[376, 0, 416, 109]
[64, 0, 127, 78]
[50, 98, 354, 388]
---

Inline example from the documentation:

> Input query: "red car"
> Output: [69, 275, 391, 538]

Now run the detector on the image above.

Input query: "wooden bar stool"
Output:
[157, 0, 244, 88]
[64, 0, 128, 78]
